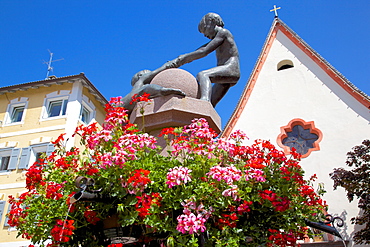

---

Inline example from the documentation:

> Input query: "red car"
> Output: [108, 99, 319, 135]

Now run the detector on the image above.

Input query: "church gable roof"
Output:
[222, 18, 370, 138]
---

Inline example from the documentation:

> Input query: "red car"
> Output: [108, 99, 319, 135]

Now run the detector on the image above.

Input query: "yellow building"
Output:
[0, 73, 107, 247]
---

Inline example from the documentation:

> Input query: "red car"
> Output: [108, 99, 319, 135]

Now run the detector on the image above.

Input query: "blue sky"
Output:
[1, 1, 369, 127]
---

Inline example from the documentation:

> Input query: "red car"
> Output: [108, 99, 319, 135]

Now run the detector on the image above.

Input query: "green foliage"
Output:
[330, 139, 370, 244]
[7, 98, 325, 246]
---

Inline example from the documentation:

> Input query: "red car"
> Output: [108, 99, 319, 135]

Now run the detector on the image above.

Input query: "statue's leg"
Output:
[211, 84, 231, 107]
[197, 71, 213, 102]
[197, 65, 239, 104]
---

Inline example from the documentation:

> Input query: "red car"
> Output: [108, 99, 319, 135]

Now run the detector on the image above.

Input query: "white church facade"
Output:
[222, 18, 370, 245]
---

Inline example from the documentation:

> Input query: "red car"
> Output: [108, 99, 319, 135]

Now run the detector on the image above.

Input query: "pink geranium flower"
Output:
[166, 166, 192, 188]
[206, 165, 242, 184]
[176, 213, 206, 234]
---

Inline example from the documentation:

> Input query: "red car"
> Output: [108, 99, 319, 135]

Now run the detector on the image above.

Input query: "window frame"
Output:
[277, 118, 323, 158]
[41, 96, 69, 120]
[79, 103, 94, 124]
[0, 156, 10, 171]
[10, 105, 25, 123]
[0, 148, 21, 173]
[3, 99, 28, 126]
[0, 200, 5, 227]
[80, 106, 90, 124]
[3, 201, 11, 227]
[3, 196, 21, 230]
[79, 95, 96, 125]
[47, 99, 68, 118]
[18, 144, 54, 170]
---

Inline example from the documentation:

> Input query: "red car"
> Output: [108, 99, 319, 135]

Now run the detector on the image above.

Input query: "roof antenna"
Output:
[270, 5, 281, 18]
[43, 49, 64, 79]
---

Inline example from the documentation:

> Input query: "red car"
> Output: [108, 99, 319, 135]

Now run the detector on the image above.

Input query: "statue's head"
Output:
[198, 13, 224, 39]
[131, 69, 151, 86]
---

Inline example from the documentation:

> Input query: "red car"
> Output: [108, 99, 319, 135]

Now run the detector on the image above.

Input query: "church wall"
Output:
[232, 30, 370, 244]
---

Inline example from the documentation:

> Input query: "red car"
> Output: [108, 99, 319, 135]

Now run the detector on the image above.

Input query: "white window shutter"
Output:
[4, 204, 11, 227]
[8, 148, 20, 170]
[46, 143, 55, 157]
[18, 147, 31, 170]
[0, 201, 5, 222]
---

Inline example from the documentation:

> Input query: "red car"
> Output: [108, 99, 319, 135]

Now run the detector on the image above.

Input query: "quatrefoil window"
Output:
[277, 119, 323, 158]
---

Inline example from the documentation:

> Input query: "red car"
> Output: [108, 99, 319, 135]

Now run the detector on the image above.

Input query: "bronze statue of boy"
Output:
[121, 13, 239, 114]
[172, 13, 240, 107]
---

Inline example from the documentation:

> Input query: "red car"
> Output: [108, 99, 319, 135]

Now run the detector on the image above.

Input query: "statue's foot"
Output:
[199, 96, 211, 102]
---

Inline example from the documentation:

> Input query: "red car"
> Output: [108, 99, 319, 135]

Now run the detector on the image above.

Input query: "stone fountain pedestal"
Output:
[129, 69, 221, 151]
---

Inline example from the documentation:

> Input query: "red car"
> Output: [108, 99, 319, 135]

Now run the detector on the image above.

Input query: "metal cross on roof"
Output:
[270, 5, 281, 18]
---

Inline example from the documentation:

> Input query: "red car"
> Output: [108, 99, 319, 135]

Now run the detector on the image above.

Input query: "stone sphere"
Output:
[151, 68, 199, 98]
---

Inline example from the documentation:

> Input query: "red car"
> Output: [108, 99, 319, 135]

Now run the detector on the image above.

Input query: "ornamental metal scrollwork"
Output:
[305, 214, 344, 239]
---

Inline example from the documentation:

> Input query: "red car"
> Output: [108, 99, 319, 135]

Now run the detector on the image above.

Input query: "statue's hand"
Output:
[143, 85, 186, 98]
[165, 55, 187, 68]
[161, 88, 186, 97]
[165, 59, 179, 69]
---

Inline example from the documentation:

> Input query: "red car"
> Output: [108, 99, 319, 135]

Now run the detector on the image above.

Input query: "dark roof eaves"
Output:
[0, 73, 108, 106]
[79, 74, 109, 105]
[0, 74, 83, 91]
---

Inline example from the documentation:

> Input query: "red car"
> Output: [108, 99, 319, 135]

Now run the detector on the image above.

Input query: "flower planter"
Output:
[103, 214, 143, 246]
[9, 101, 329, 247]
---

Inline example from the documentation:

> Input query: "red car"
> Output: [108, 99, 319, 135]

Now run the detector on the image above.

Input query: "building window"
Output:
[80, 95, 96, 124]
[277, 59, 294, 71]
[11, 106, 25, 123]
[80, 104, 94, 124]
[47, 99, 68, 117]
[0, 148, 20, 172]
[0, 201, 5, 225]
[80, 106, 90, 124]
[41, 91, 70, 120]
[36, 152, 46, 163]
[3, 97, 28, 125]
[18, 144, 54, 169]
[282, 125, 318, 155]
[4, 203, 11, 227]
[0, 156, 10, 171]
[277, 119, 323, 158]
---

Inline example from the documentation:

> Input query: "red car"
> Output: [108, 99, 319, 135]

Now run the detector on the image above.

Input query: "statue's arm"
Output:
[176, 31, 225, 66]
[141, 62, 173, 85]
